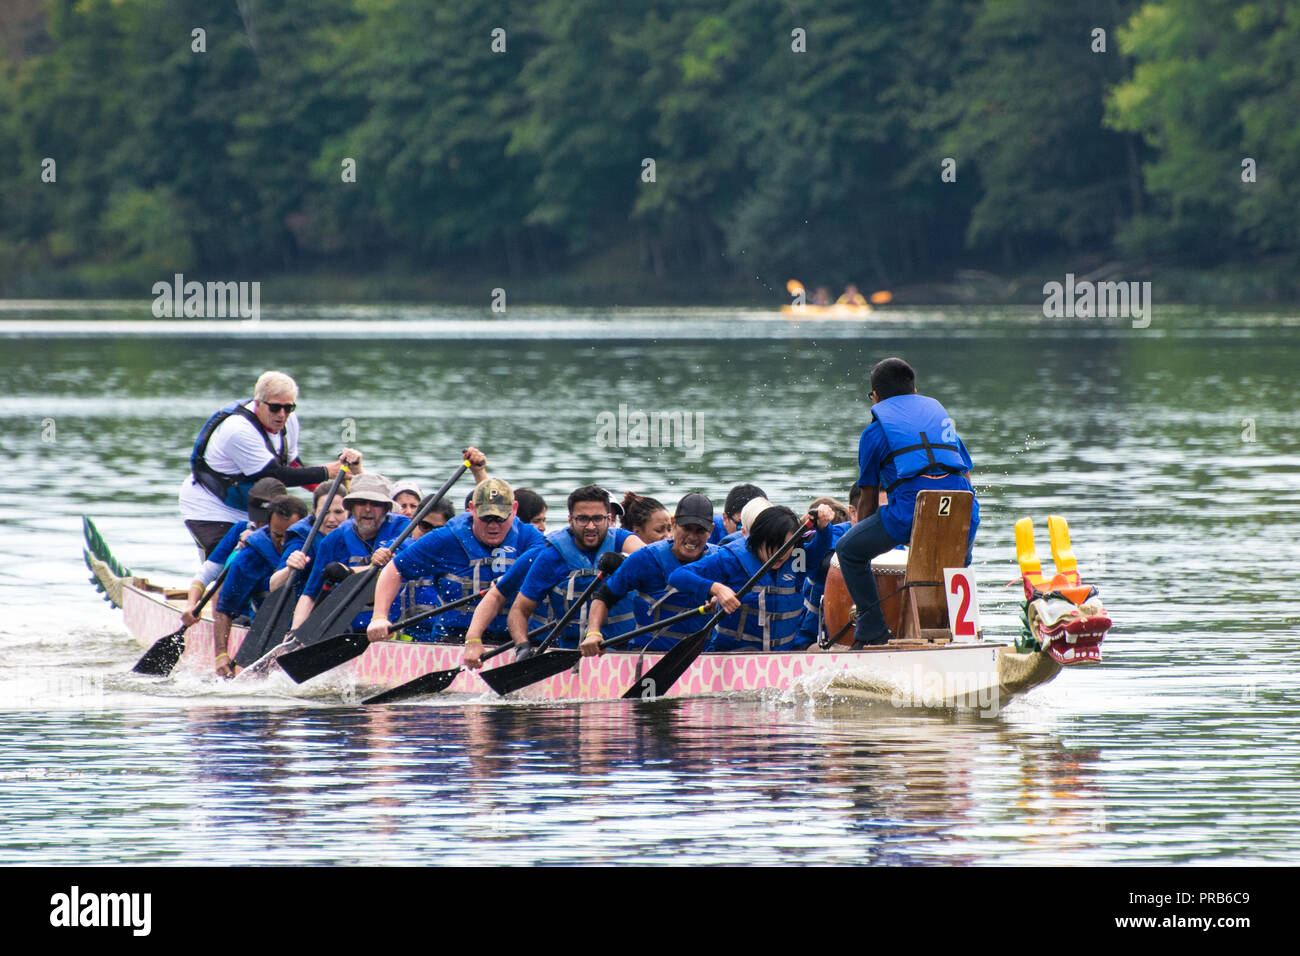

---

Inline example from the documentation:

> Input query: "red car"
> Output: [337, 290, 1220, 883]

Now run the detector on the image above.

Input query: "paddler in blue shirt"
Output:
[366, 478, 546, 644]
[267, 480, 349, 594]
[667, 500, 835, 652]
[212, 494, 308, 678]
[506, 484, 645, 653]
[835, 357, 978, 645]
[580, 492, 719, 655]
[290, 473, 409, 631]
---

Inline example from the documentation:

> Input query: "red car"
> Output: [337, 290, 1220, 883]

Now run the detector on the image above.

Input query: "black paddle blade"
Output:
[277, 632, 370, 684]
[233, 587, 296, 668]
[363, 666, 461, 705]
[479, 650, 582, 696]
[620, 625, 712, 700]
[131, 627, 187, 676]
[289, 569, 377, 649]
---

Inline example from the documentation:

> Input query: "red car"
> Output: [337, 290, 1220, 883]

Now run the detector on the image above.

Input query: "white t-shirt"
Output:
[178, 403, 301, 523]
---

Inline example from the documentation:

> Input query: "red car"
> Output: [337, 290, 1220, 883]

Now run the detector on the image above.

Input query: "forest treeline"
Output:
[1, 0, 1296, 299]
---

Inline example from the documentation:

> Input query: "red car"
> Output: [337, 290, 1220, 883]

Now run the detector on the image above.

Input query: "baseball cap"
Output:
[247, 477, 288, 523]
[674, 493, 714, 531]
[471, 477, 514, 520]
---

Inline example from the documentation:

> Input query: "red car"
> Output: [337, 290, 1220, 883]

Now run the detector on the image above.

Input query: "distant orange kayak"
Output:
[780, 303, 873, 318]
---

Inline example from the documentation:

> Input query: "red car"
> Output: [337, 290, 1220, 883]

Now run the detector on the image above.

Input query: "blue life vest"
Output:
[430, 515, 528, 633]
[221, 526, 286, 620]
[871, 394, 968, 493]
[796, 522, 850, 643]
[544, 529, 635, 645]
[330, 515, 406, 631]
[190, 399, 289, 510]
[711, 542, 805, 652]
[631, 540, 718, 647]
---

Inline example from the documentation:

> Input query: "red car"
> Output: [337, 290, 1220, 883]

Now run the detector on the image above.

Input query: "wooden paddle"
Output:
[276, 589, 487, 684]
[232, 464, 351, 668]
[468, 602, 711, 696]
[239, 459, 470, 674]
[362, 619, 554, 705]
[130, 562, 233, 676]
[477, 551, 624, 696]
[621, 516, 814, 700]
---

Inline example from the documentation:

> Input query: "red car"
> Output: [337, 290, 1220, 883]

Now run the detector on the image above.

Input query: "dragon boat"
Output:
[81, 492, 1108, 709]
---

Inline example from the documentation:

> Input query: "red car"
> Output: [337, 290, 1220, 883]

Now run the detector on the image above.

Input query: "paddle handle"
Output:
[635, 516, 814, 645]
[681, 515, 816, 635]
[190, 559, 234, 620]
[531, 569, 610, 655]
[596, 604, 710, 652]
[382, 589, 486, 634]
[385, 460, 471, 554]
[280, 463, 351, 597]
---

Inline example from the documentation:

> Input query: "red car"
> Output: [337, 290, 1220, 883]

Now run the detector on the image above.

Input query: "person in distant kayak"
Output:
[834, 357, 978, 645]
[213, 495, 309, 678]
[178, 370, 362, 558]
[367, 477, 546, 644]
[837, 284, 868, 306]
[813, 286, 833, 306]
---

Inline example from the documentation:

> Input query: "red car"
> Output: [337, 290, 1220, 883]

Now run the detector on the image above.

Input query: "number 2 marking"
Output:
[949, 575, 974, 636]
[938, 495, 952, 516]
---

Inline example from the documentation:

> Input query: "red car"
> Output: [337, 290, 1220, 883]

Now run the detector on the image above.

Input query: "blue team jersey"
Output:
[216, 526, 286, 619]
[302, 513, 409, 600]
[601, 538, 718, 648]
[857, 419, 978, 543]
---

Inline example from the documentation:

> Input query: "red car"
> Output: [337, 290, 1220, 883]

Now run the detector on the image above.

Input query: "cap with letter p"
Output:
[471, 477, 514, 520]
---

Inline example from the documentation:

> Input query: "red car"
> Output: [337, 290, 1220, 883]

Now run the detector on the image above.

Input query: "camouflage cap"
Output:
[471, 477, 514, 520]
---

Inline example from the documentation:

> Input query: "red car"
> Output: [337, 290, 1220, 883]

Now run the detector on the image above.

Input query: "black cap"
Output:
[674, 493, 714, 531]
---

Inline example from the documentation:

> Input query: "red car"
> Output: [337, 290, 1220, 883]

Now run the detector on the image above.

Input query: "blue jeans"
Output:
[835, 514, 976, 640]
[834, 514, 904, 640]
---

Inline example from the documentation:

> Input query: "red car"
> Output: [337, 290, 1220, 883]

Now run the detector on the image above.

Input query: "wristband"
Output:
[585, 632, 602, 640]
[464, 637, 483, 645]
[215, 653, 230, 663]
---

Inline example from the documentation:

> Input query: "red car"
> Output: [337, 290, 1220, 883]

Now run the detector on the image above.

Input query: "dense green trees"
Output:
[0, 0, 1294, 297]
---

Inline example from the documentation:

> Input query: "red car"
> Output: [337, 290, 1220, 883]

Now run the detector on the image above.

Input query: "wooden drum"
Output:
[822, 549, 908, 646]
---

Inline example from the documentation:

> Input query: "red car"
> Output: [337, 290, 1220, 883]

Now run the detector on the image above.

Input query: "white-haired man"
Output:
[178, 370, 362, 558]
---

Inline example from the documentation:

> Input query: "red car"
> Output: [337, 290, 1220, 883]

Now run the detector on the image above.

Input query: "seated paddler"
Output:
[668, 500, 835, 652]
[213, 494, 308, 678]
[834, 357, 979, 645]
[506, 484, 645, 653]
[366, 477, 546, 644]
[290, 473, 409, 632]
[580, 492, 719, 656]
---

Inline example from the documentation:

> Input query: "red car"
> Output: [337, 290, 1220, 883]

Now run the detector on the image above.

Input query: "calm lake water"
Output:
[1, 301, 1298, 865]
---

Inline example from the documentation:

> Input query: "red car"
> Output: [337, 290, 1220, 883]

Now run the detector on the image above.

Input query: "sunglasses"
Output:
[264, 402, 296, 414]
[479, 515, 509, 525]
[418, 521, 438, 532]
